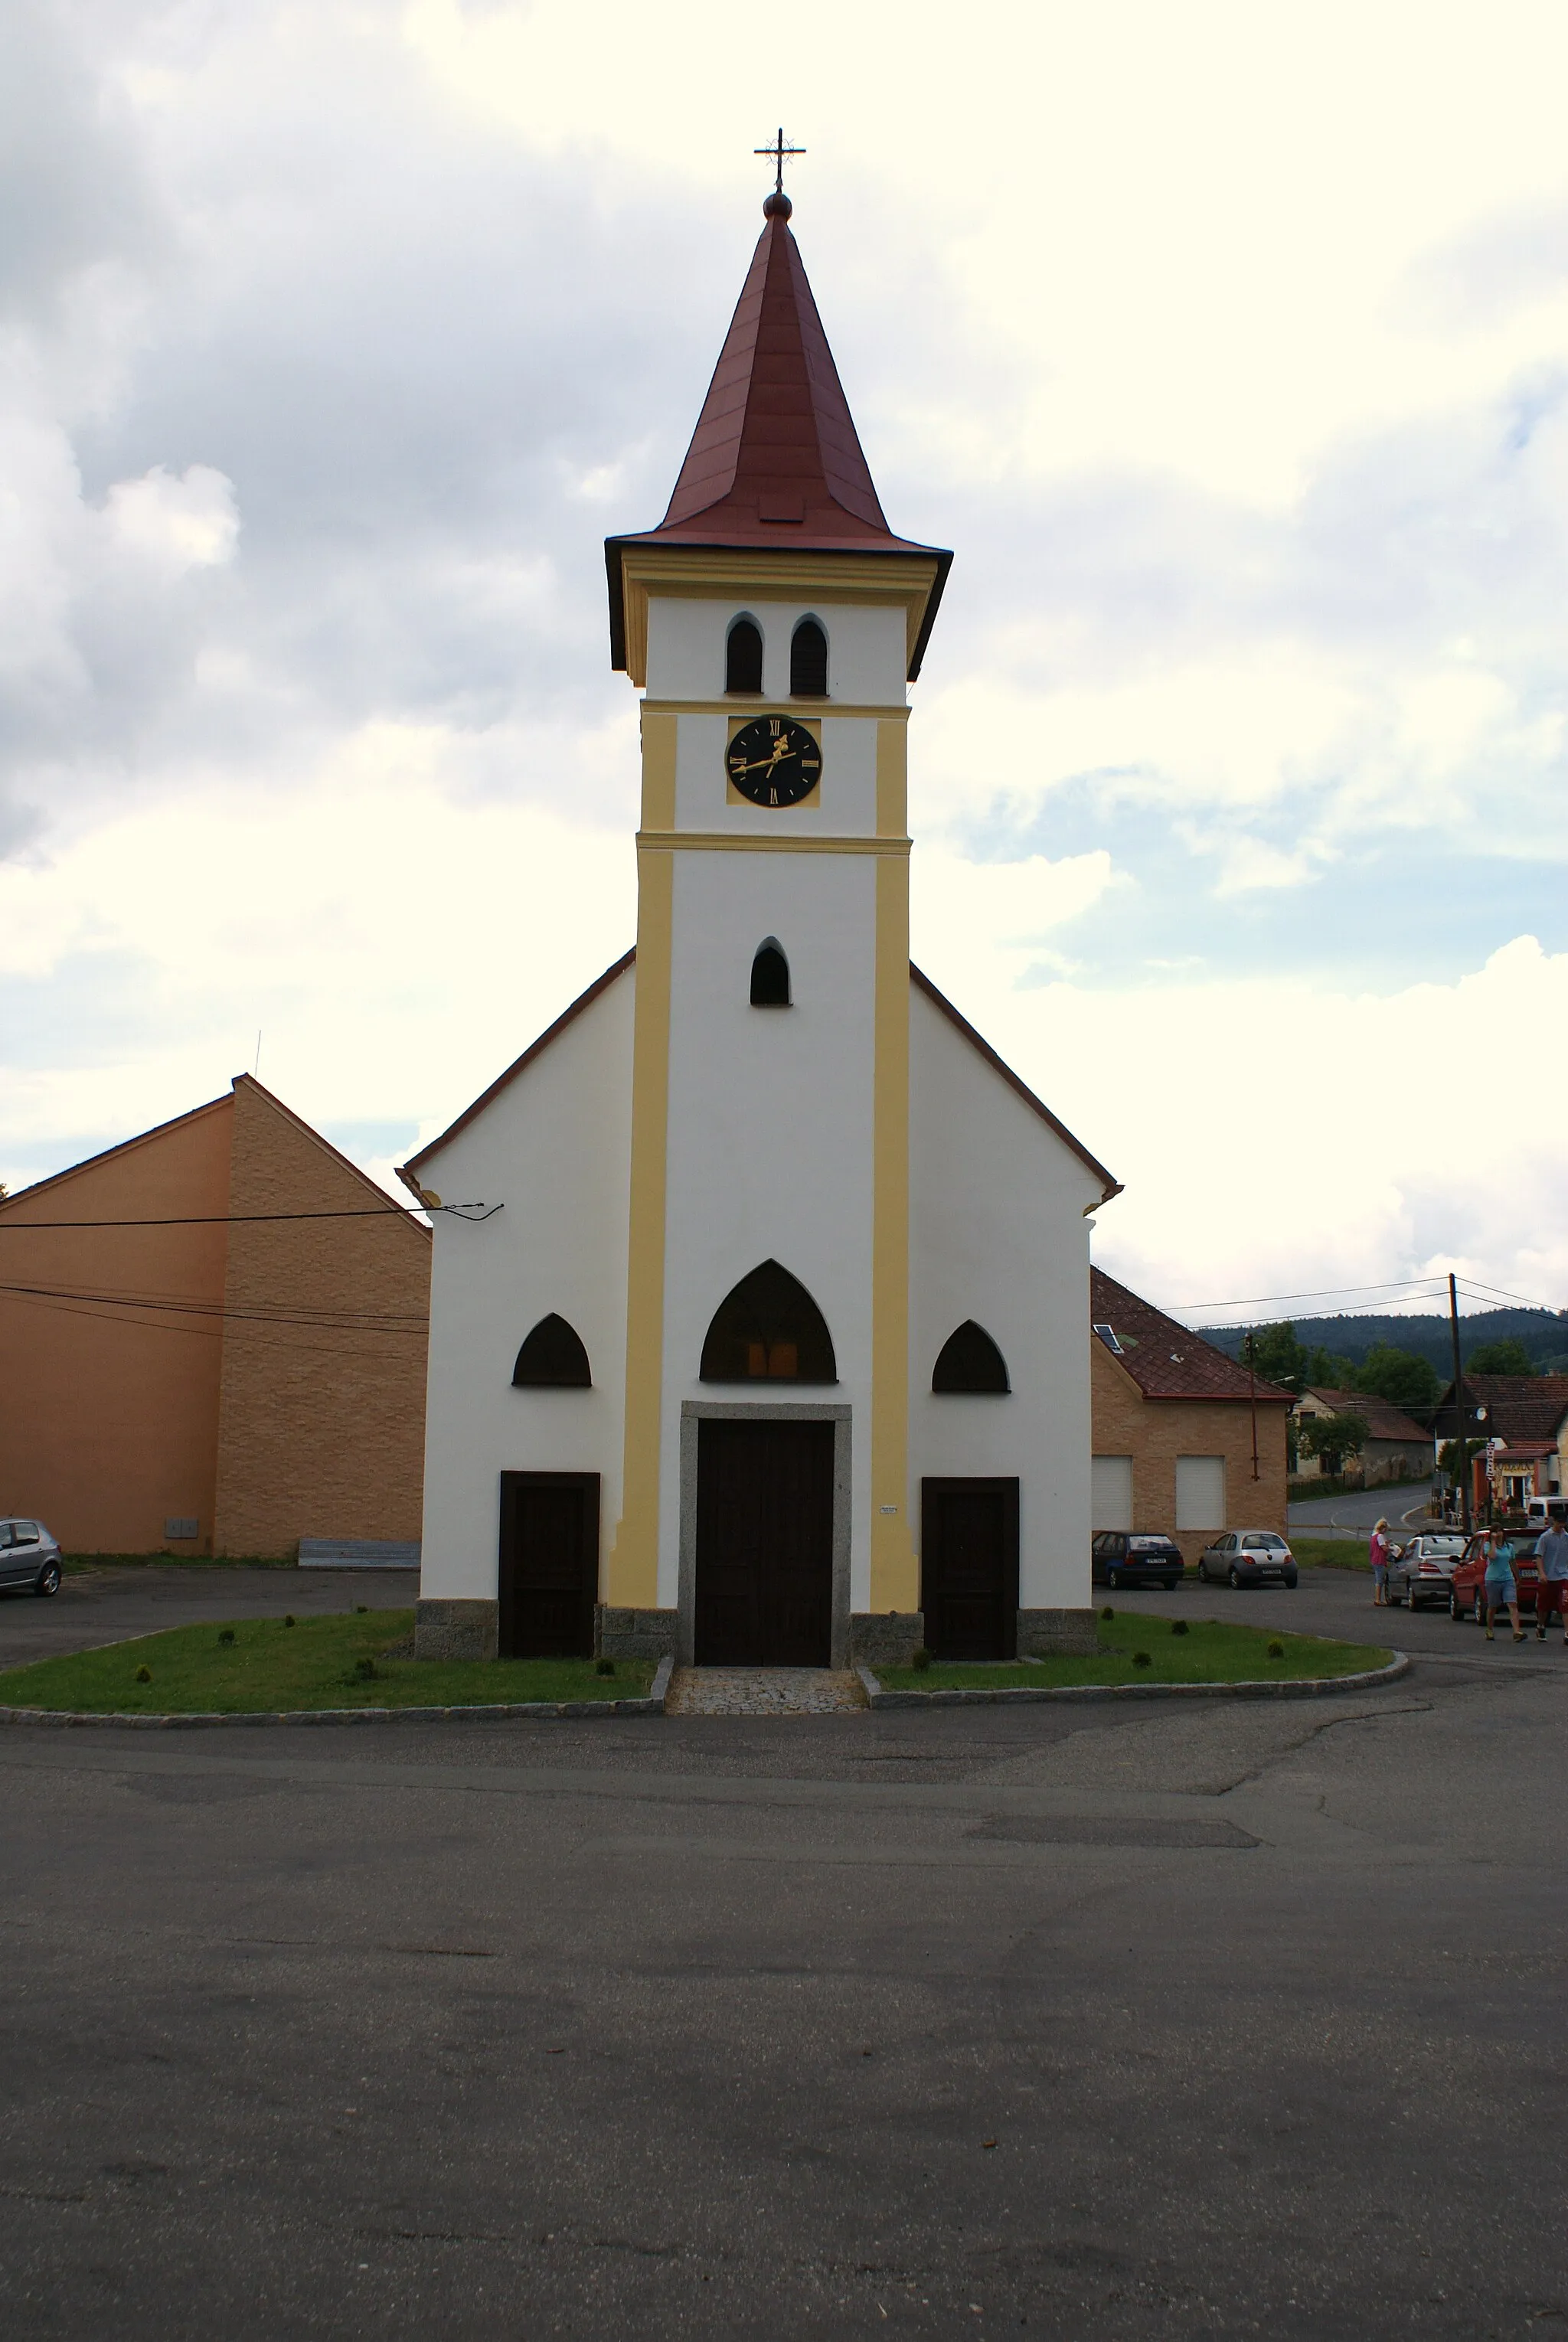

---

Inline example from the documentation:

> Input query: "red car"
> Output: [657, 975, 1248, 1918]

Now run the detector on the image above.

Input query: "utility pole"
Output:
[1449, 1272, 1470, 1533]
[1246, 1331, 1260, 1481]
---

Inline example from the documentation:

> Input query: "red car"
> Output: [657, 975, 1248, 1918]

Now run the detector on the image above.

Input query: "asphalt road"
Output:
[2, 1572, 1565, 2338]
[1286, 1485, 1436, 1536]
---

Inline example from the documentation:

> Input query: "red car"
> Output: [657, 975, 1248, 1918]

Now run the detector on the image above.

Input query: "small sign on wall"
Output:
[165, 1517, 199, 1541]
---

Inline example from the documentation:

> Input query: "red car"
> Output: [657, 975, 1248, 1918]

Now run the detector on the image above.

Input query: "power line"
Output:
[0, 1279, 426, 1336]
[0, 1204, 498, 1230]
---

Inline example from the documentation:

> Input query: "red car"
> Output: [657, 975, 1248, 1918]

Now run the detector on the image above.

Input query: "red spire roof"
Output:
[606, 196, 950, 678]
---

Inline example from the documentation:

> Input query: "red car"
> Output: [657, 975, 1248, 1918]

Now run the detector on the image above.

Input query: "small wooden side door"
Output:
[921, 1478, 1019, 1661]
[498, 1472, 599, 1659]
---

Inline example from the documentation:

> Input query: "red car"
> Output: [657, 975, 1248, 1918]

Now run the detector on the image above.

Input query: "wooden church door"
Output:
[921, 1478, 1019, 1660]
[498, 1471, 599, 1658]
[694, 1419, 835, 1665]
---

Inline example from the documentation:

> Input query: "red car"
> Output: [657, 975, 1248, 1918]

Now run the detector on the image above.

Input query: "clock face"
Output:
[726, 715, 821, 808]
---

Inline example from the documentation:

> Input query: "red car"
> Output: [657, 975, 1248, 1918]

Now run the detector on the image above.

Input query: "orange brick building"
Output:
[1090, 1269, 1292, 1562]
[0, 1077, 430, 1557]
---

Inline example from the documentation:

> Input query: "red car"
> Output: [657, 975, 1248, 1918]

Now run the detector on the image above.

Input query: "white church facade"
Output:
[400, 189, 1119, 1671]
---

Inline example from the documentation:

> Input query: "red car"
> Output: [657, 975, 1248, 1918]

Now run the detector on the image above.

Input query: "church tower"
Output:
[405, 187, 1114, 1674]
[601, 185, 951, 1661]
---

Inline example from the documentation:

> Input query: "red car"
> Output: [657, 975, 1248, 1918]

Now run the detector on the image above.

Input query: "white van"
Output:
[1524, 1495, 1568, 1531]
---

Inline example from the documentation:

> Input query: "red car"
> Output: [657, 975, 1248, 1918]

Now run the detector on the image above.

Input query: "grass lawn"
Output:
[1289, 1535, 1372, 1572]
[876, 1612, 1390, 1692]
[0, 1609, 657, 1714]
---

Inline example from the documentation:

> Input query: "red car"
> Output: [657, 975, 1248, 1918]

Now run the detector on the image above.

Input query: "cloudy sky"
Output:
[4, 0, 1566, 1328]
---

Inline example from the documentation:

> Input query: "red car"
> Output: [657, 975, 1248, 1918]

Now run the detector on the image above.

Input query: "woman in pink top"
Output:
[1369, 1518, 1391, 1606]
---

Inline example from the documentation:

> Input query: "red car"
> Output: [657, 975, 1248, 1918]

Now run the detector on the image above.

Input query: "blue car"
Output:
[1092, 1532, 1184, 1592]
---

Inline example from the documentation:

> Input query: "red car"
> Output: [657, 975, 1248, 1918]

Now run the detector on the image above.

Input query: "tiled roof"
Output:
[1303, 1387, 1430, 1444]
[1438, 1374, 1568, 1443]
[1090, 1269, 1294, 1403]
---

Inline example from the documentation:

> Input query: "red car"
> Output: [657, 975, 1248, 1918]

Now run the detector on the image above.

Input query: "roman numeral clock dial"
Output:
[726, 716, 821, 808]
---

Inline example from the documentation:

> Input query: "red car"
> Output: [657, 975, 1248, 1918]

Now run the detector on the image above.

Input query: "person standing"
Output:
[1369, 1518, 1392, 1607]
[1534, 1518, 1568, 1645]
[1481, 1531, 1524, 1643]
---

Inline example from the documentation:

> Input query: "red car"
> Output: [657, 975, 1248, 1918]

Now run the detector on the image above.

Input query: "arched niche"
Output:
[700, 1260, 837, 1383]
[789, 616, 828, 697]
[931, 1321, 1010, 1395]
[726, 615, 764, 694]
[750, 936, 791, 1007]
[512, 1314, 592, 1388]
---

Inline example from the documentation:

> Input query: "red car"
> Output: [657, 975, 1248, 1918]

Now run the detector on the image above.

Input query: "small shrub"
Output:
[1132, 1651, 1152, 1669]
[354, 1657, 378, 1681]
[1101, 1605, 1115, 1621]
[283, 1614, 296, 1628]
[354, 1604, 369, 1615]
[911, 1647, 933, 1672]
[136, 1665, 152, 1684]
[217, 1627, 235, 1646]
[1267, 1640, 1285, 1661]
[595, 1657, 615, 1677]
[1171, 1618, 1189, 1637]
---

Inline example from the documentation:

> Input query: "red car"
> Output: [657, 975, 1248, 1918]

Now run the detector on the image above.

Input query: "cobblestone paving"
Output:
[665, 1666, 868, 1716]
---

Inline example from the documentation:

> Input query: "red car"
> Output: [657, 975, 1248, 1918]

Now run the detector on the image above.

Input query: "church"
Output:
[399, 185, 1120, 1674]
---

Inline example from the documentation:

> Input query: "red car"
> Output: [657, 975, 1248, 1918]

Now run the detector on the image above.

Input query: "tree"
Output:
[1248, 1322, 1309, 1393]
[1465, 1337, 1535, 1377]
[1438, 1438, 1485, 1487]
[1305, 1344, 1359, 1390]
[1298, 1409, 1370, 1474]
[1352, 1344, 1440, 1413]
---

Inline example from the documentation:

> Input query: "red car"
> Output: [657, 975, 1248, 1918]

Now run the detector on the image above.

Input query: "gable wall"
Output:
[213, 1080, 430, 1556]
[416, 968, 634, 1601]
[909, 981, 1102, 1609]
[0, 1102, 232, 1553]
[1090, 1338, 1289, 1561]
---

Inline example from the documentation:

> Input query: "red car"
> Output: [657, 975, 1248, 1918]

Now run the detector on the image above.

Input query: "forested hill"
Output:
[1200, 1307, 1568, 1376]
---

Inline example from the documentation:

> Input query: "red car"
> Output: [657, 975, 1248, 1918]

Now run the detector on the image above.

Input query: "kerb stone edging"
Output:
[0, 1653, 675, 1731]
[854, 1651, 1410, 1708]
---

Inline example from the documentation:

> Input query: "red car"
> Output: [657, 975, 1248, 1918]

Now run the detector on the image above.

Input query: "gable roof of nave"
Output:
[399, 949, 1120, 1210]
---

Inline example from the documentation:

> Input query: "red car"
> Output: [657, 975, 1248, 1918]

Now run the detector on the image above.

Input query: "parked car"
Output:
[1197, 1530, 1298, 1589]
[1092, 1532, 1184, 1591]
[1524, 1496, 1568, 1532]
[1387, 1532, 1468, 1610]
[1449, 1534, 1544, 1622]
[0, 1518, 63, 1596]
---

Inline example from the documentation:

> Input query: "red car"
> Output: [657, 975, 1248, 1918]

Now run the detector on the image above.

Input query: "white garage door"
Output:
[1092, 1455, 1134, 1530]
[1175, 1455, 1227, 1531]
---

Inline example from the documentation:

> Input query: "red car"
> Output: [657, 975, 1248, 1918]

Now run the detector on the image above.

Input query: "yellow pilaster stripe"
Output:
[609, 713, 678, 1607]
[875, 712, 907, 838]
[870, 818, 916, 1613]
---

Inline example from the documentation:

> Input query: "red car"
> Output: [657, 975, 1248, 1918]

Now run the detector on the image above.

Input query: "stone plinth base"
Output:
[1017, 1605, 1099, 1656]
[596, 1605, 678, 1661]
[851, 1611, 926, 1667]
[414, 1598, 498, 1662]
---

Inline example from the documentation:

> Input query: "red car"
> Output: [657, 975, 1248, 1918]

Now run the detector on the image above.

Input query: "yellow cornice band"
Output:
[642, 698, 912, 721]
[636, 831, 912, 857]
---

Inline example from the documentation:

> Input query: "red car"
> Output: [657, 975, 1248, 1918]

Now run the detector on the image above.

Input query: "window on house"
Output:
[512, 1314, 592, 1388]
[700, 1259, 837, 1383]
[931, 1321, 1010, 1393]
[789, 617, 828, 697]
[1091, 1455, 1134, 1530]
[726, 616, 763, 694]
[1175, 1455, 1226, 1532]
[750, 937, 791, 1006]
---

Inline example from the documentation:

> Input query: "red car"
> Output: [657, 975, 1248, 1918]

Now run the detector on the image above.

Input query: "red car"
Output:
[1448, 1534, 1545, 1622]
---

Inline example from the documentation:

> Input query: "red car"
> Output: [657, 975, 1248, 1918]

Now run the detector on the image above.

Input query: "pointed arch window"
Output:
[750, 936, 791, 1007]
[932, 1321, 1011, 1395]
[700, 1260, 838, 1383]
[726, 616, 764, 695]
[512, 1314, 592, 1388]
[790, 616, 828, 697]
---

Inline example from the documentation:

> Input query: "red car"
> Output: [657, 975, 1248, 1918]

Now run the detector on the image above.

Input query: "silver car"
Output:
[0, 1518, 63, 1596]
[1197, 1530, 1298, 1588]
[1387, 1531, 1467, 1611]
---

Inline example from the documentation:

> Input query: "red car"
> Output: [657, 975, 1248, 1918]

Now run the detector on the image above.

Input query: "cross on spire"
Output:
[754, 126, 805, 198]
